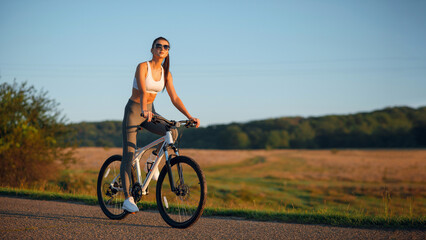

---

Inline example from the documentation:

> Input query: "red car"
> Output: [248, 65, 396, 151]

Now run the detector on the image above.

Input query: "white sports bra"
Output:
[133, 61, 165, 93]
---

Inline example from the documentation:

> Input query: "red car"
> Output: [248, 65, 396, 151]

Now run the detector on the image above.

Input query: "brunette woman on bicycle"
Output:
[121, 37, 200, 212]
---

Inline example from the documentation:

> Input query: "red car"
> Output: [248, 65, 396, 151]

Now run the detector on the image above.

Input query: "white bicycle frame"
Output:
[130, 129, 178, 195]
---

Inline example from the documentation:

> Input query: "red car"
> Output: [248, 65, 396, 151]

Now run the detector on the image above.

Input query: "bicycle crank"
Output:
[131, 183, 143, 203]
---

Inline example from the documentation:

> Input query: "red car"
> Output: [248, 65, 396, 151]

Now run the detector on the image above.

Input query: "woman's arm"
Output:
[135, 62, 154, 121]
[165, 72, 200, 127]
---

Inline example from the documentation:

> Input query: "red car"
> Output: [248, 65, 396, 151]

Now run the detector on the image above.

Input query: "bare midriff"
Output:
[130, 88, 157, 104]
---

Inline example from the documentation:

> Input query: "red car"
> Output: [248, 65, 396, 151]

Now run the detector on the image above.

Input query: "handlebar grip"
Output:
[184, 119, 198, 128]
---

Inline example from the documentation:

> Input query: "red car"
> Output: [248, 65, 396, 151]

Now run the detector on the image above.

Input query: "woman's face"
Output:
[152, 39, 170, 59]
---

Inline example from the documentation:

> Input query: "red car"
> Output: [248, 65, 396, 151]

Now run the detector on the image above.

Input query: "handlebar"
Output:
[140, 113, 198, 128]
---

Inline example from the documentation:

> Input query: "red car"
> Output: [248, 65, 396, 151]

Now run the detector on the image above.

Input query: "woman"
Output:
[121, 37, 200, 213]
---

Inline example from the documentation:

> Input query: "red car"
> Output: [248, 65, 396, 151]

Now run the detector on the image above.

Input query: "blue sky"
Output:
[1, 0, 425, 126]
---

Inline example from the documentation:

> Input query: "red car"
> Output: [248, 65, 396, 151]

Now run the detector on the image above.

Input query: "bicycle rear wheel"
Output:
[97, 155, 129, 220]
[156, 156, 207, 228]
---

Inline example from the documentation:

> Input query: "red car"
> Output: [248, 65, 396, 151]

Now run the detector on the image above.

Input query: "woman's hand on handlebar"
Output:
[190, 117, 200, 128]
[142, 110, 154, 122]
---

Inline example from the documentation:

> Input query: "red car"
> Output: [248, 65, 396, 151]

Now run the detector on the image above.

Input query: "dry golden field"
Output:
[72, 147, 426, 183]
[70, 148, 426, 217]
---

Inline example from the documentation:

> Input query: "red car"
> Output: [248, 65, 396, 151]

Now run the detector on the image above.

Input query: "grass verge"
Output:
[1, 187, 424, 229]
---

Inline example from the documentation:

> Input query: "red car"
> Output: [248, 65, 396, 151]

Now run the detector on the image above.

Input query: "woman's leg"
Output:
[140, 104, 178, 153]
[121, 100, 144, 199]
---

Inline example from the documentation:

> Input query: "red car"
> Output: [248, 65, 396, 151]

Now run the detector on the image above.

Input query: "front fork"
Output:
[164, 144, 184, 193]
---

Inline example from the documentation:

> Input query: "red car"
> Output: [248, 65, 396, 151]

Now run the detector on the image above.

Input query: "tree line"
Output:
[69, 106, 426, 149]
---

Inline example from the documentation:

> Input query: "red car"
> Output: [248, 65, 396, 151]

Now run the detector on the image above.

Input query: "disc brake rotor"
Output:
[176, 182, 190, 201]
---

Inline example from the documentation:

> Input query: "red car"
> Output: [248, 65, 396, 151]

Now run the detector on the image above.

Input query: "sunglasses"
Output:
[155, 43, 170, 50]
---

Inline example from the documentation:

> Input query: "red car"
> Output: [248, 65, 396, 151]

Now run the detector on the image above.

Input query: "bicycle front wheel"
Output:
[97, 155, 128, 220]
[156, 156, 207, 228]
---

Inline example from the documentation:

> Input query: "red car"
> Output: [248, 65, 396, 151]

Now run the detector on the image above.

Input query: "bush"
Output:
[0, 81, 75, 187]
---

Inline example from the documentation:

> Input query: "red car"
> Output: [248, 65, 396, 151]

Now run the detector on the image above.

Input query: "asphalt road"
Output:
[0, 196, 424, 239]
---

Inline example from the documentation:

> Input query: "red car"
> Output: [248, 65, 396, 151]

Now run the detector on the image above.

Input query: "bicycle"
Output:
[97, 114, 207, 228]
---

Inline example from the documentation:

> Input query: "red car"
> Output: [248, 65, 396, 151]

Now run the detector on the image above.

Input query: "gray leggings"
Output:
[121, 99, 178, 198]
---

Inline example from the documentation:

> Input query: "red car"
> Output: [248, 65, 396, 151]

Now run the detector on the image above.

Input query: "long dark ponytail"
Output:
[152, 37, 170, 89]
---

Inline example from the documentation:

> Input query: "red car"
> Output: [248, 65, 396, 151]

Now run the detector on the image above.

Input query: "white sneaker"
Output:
[123, 197, 139, 213]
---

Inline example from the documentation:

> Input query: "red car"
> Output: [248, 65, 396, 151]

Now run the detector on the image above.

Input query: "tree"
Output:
[0, 81, 74, 187]
[219, 125, 250, 149]
[291, 121, 316, 148]
[265, 130, 290, 149]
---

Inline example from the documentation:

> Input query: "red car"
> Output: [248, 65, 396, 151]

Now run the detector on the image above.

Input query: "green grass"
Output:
[0, 187, 98, 205]
[1, 187, 424, 229]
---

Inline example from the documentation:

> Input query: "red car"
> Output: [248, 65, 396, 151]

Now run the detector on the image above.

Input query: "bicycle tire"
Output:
[156, 156, 207, 228]
[97, 155, 129, 220]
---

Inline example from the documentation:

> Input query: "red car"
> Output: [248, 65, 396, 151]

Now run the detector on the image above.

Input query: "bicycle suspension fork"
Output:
[164, 144, 184, 193]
